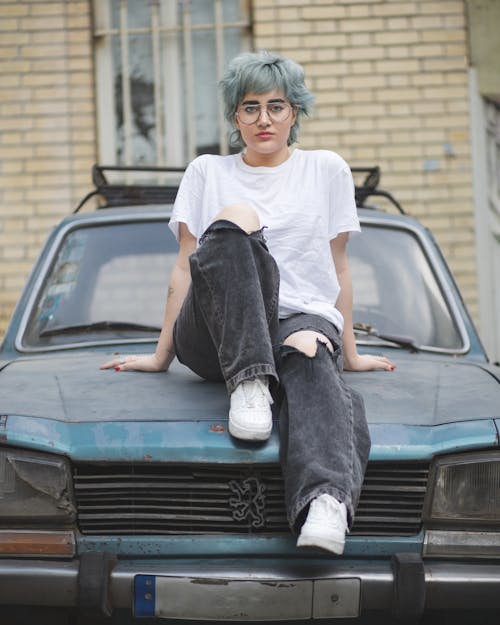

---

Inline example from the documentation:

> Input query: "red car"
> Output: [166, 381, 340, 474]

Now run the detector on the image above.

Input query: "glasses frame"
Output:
[235, 101, 294, 125]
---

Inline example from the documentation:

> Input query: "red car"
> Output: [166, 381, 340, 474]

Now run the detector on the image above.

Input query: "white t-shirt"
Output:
[169, 148, 360, 333]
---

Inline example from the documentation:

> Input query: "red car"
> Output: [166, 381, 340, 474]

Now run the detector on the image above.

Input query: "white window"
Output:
[93, 0, 251, 167]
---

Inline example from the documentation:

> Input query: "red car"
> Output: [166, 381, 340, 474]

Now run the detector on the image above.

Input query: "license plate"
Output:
[135, 575, 360, 620]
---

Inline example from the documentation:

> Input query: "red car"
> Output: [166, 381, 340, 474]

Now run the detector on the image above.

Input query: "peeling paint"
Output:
[0, 415, 7, 442]
[210, 424, 226, 433]
[191, 578, 229, 586]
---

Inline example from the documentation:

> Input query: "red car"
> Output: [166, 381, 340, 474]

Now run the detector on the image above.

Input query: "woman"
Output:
[102, 51, 394, 555]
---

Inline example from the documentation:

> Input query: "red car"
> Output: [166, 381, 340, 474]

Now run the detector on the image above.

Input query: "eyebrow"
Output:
[241, 98, 286, 105]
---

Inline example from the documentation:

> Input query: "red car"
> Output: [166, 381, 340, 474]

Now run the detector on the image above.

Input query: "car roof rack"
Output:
[73, 164, 185, 213]
[74, 163, 405, 215]
[352, 166, 405, 214]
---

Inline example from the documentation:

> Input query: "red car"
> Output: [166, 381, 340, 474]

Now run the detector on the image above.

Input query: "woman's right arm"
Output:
[100, 223, 197, 372]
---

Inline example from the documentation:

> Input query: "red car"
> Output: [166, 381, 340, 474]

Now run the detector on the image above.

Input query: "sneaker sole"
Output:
[296, 533, 345, 555]
[228, 418, 272, 441]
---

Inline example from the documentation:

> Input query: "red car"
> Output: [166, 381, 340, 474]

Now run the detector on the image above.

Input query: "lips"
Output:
[256, 132, 273, 138]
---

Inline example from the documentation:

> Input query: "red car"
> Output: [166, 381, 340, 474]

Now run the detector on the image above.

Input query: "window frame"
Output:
[92, 0, 251, 168]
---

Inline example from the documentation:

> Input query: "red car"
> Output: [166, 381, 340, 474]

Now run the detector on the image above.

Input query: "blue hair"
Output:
[219, 50, 314, 148]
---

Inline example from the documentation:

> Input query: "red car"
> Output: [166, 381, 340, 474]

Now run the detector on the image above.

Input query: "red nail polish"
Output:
[114, 366, 121, 371]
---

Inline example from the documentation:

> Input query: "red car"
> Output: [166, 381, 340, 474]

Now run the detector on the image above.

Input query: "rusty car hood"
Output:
[0, 351, 498, 427]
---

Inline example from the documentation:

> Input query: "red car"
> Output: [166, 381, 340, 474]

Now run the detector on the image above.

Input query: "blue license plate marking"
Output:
[135, 574, 156, 617]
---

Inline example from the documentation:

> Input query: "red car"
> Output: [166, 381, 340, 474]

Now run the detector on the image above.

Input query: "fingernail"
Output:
[114, 366, 121, 371]
[390, 365, 395, 371]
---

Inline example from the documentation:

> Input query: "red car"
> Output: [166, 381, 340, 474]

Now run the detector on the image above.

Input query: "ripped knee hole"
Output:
[282, 330, 333, 357]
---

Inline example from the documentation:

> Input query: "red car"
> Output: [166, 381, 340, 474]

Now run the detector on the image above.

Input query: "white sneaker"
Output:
[228, 377, 273, 441]
[296, 494, 348, 555]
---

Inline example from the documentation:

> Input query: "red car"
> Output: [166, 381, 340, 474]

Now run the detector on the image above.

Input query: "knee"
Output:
[211, 203, 260, 234]
[283, 330, 333, 357]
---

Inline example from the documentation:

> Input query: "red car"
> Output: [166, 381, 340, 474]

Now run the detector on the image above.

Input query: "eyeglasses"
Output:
[236, 101, 293, 125]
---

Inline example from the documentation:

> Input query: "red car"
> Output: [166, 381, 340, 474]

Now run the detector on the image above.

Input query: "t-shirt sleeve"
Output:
[168, 158, 204, 241]
[328, 163, 361, 240]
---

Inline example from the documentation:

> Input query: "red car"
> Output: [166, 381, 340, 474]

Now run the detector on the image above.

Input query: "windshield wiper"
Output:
[353, 322, 420, 352]
[40, 321, 161, 337]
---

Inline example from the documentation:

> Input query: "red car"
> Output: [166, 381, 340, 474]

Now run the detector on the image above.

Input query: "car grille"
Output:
[73, 462, 428, 536]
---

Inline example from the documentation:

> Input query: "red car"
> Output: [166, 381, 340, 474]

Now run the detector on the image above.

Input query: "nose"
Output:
[257, 107, 271, 125]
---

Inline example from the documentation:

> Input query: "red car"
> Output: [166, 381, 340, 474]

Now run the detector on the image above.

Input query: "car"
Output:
[0, 164, 499, 625]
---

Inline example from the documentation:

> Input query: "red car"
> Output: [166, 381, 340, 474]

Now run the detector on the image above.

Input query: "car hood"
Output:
[0, 351, 498, 427]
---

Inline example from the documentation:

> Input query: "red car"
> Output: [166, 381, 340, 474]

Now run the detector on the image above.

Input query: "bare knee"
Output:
[211, 203, 260, 234]
[283, 330, 333, 357]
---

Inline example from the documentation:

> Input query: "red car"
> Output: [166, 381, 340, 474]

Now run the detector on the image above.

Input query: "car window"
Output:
[23, 220, 178, 348]
[349, 225, 463, 350]
[22, 219, 463, 351]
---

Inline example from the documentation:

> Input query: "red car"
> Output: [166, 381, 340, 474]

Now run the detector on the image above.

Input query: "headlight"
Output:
[425, 451, 500, 526]
[0, 447, 75, 523]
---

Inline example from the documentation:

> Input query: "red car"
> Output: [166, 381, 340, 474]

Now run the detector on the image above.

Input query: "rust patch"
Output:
[0, 415, 7, 442]
[209, 424, 226, 433]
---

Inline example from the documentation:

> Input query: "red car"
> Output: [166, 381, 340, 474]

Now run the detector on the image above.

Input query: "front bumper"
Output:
[0, 555, 500, 620]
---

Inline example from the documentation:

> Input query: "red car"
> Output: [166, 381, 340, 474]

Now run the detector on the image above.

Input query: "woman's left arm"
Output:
[330, 233, 395, 372]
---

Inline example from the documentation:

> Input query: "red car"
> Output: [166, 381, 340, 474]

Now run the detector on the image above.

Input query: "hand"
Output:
[100, 353, 167, 373]
[344, 353, 396, 372]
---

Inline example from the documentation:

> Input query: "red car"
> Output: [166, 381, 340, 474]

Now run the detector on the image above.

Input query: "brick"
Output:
[422, 58, 467, 72]
[0, 19, 19, 31]
[21, 17, 66, 31]
[66, 15, 91, 29]
[30, 3, 65, 16]
[349, 61, 373, 74]
[21, 45, 64, 58]
[340, 18, 385, 32]
[0, 4, 30, 17]
[30, 30, 66, 44]
[420, 29, 465, 43]
[0, 60, 31, 74]
[22, 73, 68, 87]
[342, 74, 386, 89]
[374, 30, 419, 45]
[347, 4, 373, 18]
[340, 46, 384, 61]
[67, 1, 90, 15]
[277, 7, 299, 20]
[412, 44, 445, 57]
[254, 21, 278, 36]
[387, 46, 411, 59]
[375, 59, 420, 73]
[372, 2, 418, 17]
[418, 1, 464, 16]
[301, 5, 347, 19]
[278, 21, 314, 35]
[386, 17, 410, 30]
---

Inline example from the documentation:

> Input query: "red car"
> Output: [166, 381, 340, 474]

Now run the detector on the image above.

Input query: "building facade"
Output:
[0, 0, 498, 362]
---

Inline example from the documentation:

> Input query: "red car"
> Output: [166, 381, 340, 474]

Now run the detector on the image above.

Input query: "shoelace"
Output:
[240, 377, 273, 407]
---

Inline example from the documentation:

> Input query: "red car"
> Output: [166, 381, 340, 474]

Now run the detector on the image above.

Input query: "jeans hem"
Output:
[226, 363, 278, 394]
[289, 487, 354, 533]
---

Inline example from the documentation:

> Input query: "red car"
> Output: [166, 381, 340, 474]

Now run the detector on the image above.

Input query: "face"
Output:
[235, 89, 297, 166]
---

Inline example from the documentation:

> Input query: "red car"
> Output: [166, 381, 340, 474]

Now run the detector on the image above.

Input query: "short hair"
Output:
[219, 50, 314, 148]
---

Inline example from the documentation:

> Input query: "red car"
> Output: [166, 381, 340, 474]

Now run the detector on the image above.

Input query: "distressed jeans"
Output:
[173, 220, 371, 530]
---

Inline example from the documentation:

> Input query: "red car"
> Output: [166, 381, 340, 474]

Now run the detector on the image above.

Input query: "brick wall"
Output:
[0, 0, 478, 336]
[0, 0, 96, 335]
[253, 0, 477, 320]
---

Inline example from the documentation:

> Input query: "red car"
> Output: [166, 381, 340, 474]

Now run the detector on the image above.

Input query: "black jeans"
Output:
[173, 220, 371, 531]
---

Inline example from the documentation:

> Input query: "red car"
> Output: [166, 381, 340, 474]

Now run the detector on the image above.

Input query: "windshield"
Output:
[349, 225, 462, 350]
[23, 221, 178, 348]
[22, 220, 463, 351]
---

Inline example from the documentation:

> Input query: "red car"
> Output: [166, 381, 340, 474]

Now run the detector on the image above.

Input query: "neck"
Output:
[243, 146, 291, 167]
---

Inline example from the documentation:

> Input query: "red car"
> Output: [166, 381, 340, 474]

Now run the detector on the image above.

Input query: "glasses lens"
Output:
[237, 103, 291, 124]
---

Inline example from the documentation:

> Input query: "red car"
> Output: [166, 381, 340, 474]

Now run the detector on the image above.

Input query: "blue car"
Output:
[0, 166, 499, 624]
